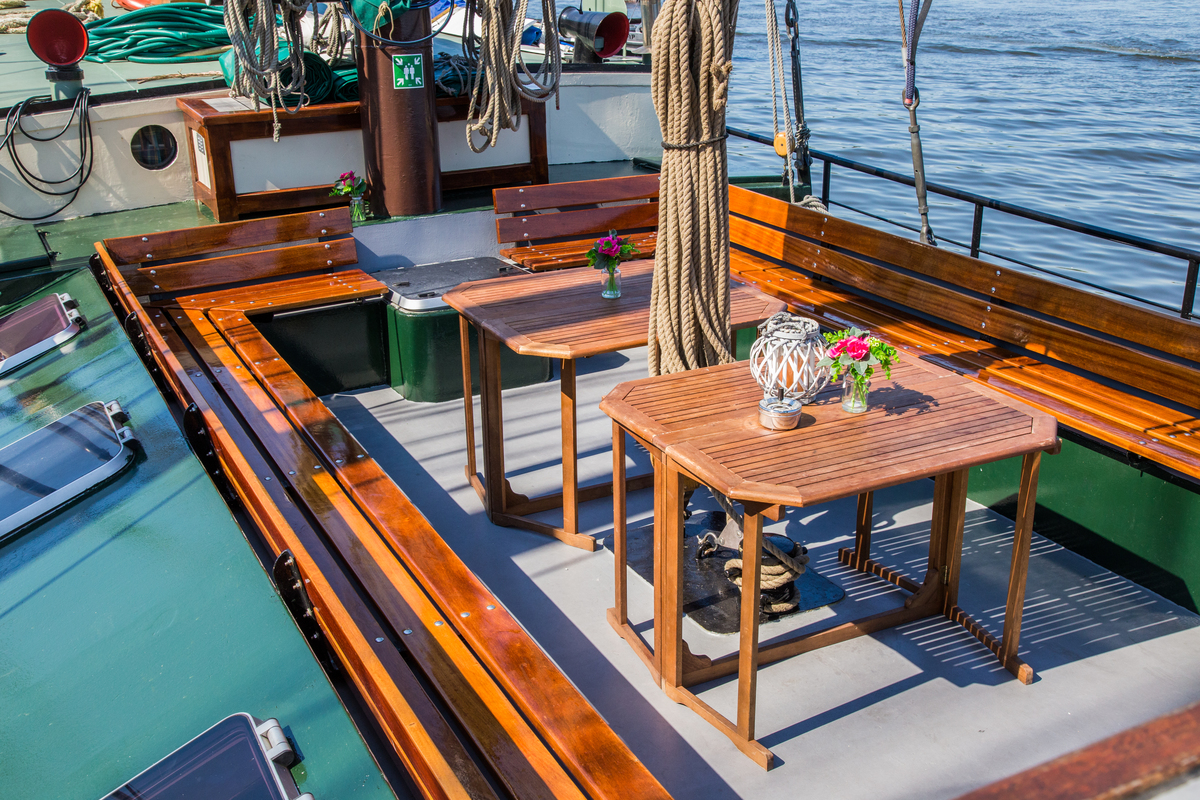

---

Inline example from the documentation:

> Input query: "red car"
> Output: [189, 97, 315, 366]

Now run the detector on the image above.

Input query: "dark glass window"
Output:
[100, 715, 290, 800]
[0, 294, 81, 376]
[0, 402, 131, 538]
[130, 125, 178, 170]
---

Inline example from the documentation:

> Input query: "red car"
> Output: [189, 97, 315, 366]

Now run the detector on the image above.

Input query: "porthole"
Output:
[129, 125, 178, 170]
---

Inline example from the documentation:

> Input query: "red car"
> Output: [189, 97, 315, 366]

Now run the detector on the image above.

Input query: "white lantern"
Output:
[749, 313, 830, 429]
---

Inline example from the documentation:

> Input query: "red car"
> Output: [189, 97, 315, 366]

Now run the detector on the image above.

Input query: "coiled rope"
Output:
[646, 0, 738, 376]
[84, 5, 229, 63]
[463, 0, 562, 152]
[723, 536, 809, 616]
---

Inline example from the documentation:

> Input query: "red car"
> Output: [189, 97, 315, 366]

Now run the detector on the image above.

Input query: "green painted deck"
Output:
[0, 269, 396, 800]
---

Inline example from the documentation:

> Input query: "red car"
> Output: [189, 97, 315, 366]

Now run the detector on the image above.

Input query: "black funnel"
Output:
[557, 6, 629, 60]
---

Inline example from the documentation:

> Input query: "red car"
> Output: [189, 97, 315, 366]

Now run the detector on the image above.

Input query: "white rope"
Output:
[764, 0, 796, 202]
[224, 0, 314, 140]
[647, 0, 739, 376]
[463, 0, 561, 152]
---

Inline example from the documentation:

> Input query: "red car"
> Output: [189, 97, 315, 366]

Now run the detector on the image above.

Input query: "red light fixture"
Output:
[26, 9, 89, 99]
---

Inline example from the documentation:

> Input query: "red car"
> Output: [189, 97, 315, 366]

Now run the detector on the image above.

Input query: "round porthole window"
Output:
[129, 125, 178, 170]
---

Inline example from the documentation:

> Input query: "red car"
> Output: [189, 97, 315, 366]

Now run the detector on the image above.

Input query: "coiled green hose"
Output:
[84, 4, 233, 64]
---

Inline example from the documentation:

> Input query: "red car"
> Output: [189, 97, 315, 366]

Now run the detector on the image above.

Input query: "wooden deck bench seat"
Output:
[726, 185, 1200, 481]
[494, 174, 660, 271]
[92, 212, 672, 800]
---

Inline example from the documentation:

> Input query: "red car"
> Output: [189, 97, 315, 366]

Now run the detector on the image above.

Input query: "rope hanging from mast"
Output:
[899, 0, 937, 245]
[647, 0, 739, 376]
[764, 0, 797, 202]
[463, 0, 562, 152]
[224, 0, 315, 140]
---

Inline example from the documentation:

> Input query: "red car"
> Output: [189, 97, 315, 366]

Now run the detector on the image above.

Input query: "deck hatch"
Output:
[98, 713, 311, 800]
[0, 293, 85, 376]
[0, 400, 136, 539]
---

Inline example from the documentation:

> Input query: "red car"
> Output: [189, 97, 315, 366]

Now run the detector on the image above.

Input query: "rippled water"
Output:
[724, 0, 1200, 310]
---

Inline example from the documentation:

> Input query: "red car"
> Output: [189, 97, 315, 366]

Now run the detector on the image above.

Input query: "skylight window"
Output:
[0, 293, 86, 376]
[0, 401, 137, 540]
[98, 714, 309, 800]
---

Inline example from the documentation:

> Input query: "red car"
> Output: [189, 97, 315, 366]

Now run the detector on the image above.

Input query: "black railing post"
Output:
[970, 202, 984, 259]
[1182, 257, 1199, 319]
[821, 159, 831, 208]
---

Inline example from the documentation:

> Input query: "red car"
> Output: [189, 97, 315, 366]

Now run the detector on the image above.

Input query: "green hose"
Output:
[84, 4, 233, 64]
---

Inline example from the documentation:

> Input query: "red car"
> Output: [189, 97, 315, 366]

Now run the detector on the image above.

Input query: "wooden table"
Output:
[599, 356, 1059, 768]
[442, 259, 785, 550]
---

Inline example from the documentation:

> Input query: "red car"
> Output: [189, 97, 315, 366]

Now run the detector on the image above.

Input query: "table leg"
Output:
[459, 316, 476, 480]
[478, 331, 507, 518]
[561, 358, 579, 538]
[660, 457, 687, 690]
[737, 509, 764, 743]
[613, 421, 627, 625]
[1000, 451, 1041, 684]
[940, 469, 969, 614]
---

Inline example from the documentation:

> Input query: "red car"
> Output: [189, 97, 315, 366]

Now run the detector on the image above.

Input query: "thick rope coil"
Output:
[463, 0, 561, 152]
[723, 537, 809, 615]
[647, 0, 739, 377]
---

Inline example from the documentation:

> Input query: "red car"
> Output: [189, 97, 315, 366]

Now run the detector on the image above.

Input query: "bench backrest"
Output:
[493, 174, 660, 245]
[99, 207, 356, 296]
[728, 185, 1200, 410]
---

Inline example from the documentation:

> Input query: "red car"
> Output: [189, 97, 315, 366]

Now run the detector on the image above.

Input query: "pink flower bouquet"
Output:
[817, 326, 899, 389]
[586, 229, 640, 274]
[330, 170, 367, 198]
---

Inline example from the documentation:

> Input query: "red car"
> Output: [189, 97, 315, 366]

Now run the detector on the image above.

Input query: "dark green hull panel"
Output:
[0, 270, 395, 800]
[970, 434, 1200, 612]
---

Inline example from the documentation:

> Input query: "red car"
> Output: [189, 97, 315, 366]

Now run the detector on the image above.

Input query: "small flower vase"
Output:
[602, 266, 621, 299]
[349, 196, 367, 224]
[842, 375, 870, 414]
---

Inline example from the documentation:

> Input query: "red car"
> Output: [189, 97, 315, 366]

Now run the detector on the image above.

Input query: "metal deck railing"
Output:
[726, 125, 1200, 320]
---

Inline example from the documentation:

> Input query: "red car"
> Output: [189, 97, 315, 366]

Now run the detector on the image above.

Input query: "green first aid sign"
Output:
[393, 54, 424, 89]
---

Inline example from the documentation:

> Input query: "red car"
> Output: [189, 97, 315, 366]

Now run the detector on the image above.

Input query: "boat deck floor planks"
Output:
[323, 346, 1200, 800]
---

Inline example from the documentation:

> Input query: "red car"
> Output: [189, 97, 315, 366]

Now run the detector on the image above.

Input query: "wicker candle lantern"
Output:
[749, 312, 831, 430]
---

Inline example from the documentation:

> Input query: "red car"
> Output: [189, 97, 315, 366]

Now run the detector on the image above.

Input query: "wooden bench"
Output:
[92, 210, 672, 800]
[494, 173, 660, 271]
[725, 184, 1200, 481]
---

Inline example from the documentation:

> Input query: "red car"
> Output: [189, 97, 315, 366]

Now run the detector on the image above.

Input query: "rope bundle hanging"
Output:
[462, 0, 561, 152]
[646, 0, 739, 376]
[224, 0, 314, 139]
[764, 0, 798, 202]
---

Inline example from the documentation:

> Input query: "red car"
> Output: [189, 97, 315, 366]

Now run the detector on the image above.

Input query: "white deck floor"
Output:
[326, 347, 1200, 799]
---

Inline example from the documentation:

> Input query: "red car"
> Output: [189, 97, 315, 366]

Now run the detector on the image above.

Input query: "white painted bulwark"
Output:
[546, 71, 658, 164]
[0, 96, 195, 227]
[438, 117, 531, 172]
[229, 130, 366, 194]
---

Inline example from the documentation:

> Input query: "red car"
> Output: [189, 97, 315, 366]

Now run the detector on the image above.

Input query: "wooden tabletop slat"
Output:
[444, 259, 786, 359]
[601, 357, 1057, 507]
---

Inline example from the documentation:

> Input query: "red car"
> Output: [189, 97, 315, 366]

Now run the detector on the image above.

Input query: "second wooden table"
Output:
[443, 259, 785, 550]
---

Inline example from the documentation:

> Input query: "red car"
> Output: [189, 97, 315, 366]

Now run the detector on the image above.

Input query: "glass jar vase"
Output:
[349, 196, 367, 224]
[841, 375, 870, 414]
[601, 266, 621, 299]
